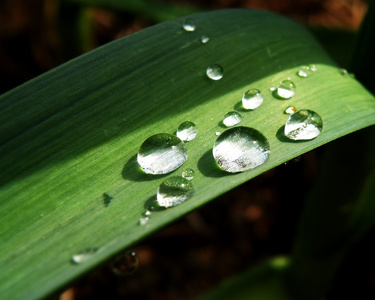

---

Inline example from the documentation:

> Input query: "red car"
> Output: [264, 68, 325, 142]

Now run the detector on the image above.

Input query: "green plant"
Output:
[1, 3, 375, 300]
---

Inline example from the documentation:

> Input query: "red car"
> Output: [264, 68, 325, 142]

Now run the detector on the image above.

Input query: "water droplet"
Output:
[223, 111, 242, 127]
[213, 127, 270, 173]
[277, 80, 296, 99]
[139, 217, 150, 225]
[71, 248, 98, 264]
[216, 131, 221, 136]
[200, 35, 210, 43]
[284, 109, 323, 140]
[206, 64, 223, 80]
[339, 68, 349, 76]
[297, 66, 311, 78]
[270, 87, 276, 91]
[157, 176, 194, 207]
[182, 168, 195, 180]
[137, 133, 187, 174]
[284, 106, 297, 115]
[176, 121, 198, 141]
[310, 64, 317, 71]
[183, 19, 195, 32]
[111, 251, 139, 276]
[242, 89, 263, 110]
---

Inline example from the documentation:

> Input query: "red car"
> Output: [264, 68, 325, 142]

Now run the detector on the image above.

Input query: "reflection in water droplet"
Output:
[216, 131, 221, 136]
[176, 121, 198, 141]
[277, 80, 296, 99]
[213, 127, 270, 173]
[270, 87, 276, 91]
[206, 64, 223, 80]
[200, 35, 210, 43]
[157, 176, 194, 207]
[297, 66, 311, 78]
[242, 89, 263, 110]
[111, 251, 139, 276]
[284, 106, 297, 115]
[71, 248, 98, 264]
[182, 168, 195, 180]
[183, 19, 195, 31]
[137, 133, 187, 174]
[284, 109, 323, 140]
[310, 64, 317, 71]
[139, 217, 150, 225]
[223, 111, 242, 127]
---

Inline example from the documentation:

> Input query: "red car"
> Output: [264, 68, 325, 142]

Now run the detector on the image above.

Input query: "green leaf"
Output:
[1, 9, 375, 300]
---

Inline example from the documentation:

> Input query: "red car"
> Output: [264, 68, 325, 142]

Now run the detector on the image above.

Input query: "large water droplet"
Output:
[200, 35, 210, 43]
[157, 176, 194, 207]
[182, 168, 195, 180]
[277, 80, 296, 99]
[206, 64, 223, 80]
[242, 89, 263, 110]
[297, 66, 311, 78]
[284, 109, 323, 140]
[213, 127, 270, 173]
[137, 133, 187, 174]
[111, 251, 139, 276]
[223, 111, 242, 127]
[71, 248, 98, 264]
[176, 121, 198, 141]
[183, 19, 195, 31]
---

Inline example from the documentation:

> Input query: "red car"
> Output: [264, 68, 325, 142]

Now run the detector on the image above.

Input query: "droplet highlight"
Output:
[284, 109, 323, 140]
[284, 106, 297, 115]
[213, 127, 270, 173]
[176, 121, 198, 141]
[137, 133, 187, 175]
[223, 111, 242, 127]
[200, 35, 210, 43]
[310, 64, 317, 72]
[183, 19, 195, 32]
[157, 176, 194, 208]
[139, 217, 150, 225]
[111, 251, 139, 276]
[182, 168, 195, 180]
[242, 89, 263, 110]
[277, 80, 296, 99]
[71, 248, 98, 264]
[206, 64, 223, 80]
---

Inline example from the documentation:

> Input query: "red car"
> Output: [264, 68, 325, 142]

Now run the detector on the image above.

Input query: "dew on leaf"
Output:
[176, 121, 198, 141]
[223, 111, 242, 127]
[213, 127, 270, 173]
[277, 80, 296, 99]
[284, 109, 323, 140]
[183, 19, 195, 31]
[206, 64, 223, 80]
[71, 248, 98, 265]
[157, 176, 194, 208]
[242, 89, 263, 110]
[182, 168, 195, 180]
[137, 133, 187, 174]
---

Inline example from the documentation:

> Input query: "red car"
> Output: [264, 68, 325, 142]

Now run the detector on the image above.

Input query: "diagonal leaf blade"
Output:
[1, 9, 375, 300]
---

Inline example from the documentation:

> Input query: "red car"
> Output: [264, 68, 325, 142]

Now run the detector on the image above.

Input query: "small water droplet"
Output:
[176, 121, 198, 141]
[297, 66, 311, 78]
[71, 248, 98, 264]
[242, 89, 263, 110]
[183, 19, 195, 31]
[339, 68, 350, 76]
[111, 251, 139, 276]
[277, 80, 296, 99]
[137, 133, 187, 174]
[284, 109, 323, 140]
[206, 64, 223, 80]
[200, 35, 210, 43]
[139, 217, 150, 225]
[182, 168, 195, 180]
[223, 111, 242, 127]
[143, 210, 152, 216]
[270, 86, 276, 91]
[310, 64, 317, 71]
[284, 106, 297, 115]
[216, 131, 221, 136]
[157, 176, 194, 207]
[213, 127, 270, 173]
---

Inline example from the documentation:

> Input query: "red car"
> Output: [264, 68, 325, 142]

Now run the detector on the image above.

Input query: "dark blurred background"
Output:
[1, 1, 374, 299]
